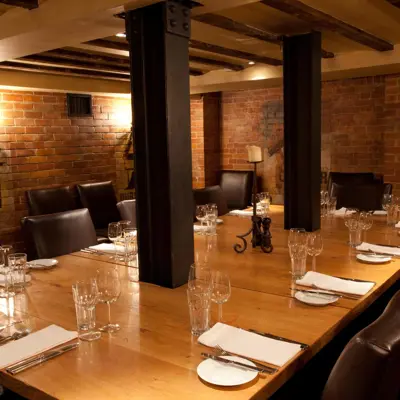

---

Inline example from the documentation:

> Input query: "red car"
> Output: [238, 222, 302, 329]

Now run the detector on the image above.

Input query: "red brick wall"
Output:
[0, 90, 132, 248]
[217, 74, 400, 201]
[191, 95, 205, 188]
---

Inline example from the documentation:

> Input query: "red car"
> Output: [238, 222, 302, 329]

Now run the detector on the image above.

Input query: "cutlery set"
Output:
[80, 248, 105, 256]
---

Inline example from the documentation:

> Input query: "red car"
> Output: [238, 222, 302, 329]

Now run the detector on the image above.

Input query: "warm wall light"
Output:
[248, 61, 255, 65]
[116, 33, 126, 38]
[114, 103, 132, 126]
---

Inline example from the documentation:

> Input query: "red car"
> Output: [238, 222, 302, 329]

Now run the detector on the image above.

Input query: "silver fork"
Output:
[214, 344, 278, 374]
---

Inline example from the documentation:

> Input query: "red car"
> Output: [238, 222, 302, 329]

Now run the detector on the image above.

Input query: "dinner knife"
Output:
[247, 329, 309, 349]
[7, 342, 79, 375]
[200, 353, 274, 374]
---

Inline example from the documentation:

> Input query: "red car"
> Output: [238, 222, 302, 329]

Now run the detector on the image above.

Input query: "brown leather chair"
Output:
[76, 181, 120, 237]
[322, 290, 400, 400]
[26, 186, 79, 216]
[193, 185, 229, 216]
[117, 200, 136, 228]
[332, 183, 386, 211]
[219, 170, 253, 210]
[327, 172, 379, 198]
[21, 209, 97, 260]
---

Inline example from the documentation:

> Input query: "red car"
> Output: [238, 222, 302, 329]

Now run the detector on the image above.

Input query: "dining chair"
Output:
[219, 170, 253, 210]
[322, 290, 400, 400]
[193, 185, 229, 216]
[76, 181, 120, 237]
[26, 186, 79, 216]
[117, 199, 136, 228]
[21, 209, 98, 260]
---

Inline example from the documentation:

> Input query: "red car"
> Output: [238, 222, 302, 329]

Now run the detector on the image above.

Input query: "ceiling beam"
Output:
[189, 39, 282, 66]
[260, 0, 393, 52]
[0, 0, 38, 9]
[193, 13, 334, 59]
[85, 39, 129, 52]
[189, 54, 243, 71]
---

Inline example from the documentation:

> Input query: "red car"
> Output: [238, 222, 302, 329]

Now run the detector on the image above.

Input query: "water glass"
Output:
[8, 253, 27, 293]
[124, 228, 138, 266]
[0, 249, 13, 299]
[187, 288, 211, 336]
[387, 204, 397, 227]
[188, 263, 211, 292]
[206, 203, 218, 236]
[72, 278, 101, 342]
[196, 205, 207, 235]
[290, 245, 307, 280]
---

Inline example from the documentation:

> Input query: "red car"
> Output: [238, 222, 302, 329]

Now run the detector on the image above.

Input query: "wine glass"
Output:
[382, 194, 392, 211]
[108, 222, 122, 260]
[188, 263, 211, 292]
[96, 267, 121, 333]
[206, 203, 218, 236]
[359, 212, 373, 242]
[307, 232, 323, 271]
[196, 205, 207, 235]
[211, 270, 231, 322]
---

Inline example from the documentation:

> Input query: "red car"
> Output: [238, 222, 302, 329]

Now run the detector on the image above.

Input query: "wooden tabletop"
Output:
[0, 206, 399, 399]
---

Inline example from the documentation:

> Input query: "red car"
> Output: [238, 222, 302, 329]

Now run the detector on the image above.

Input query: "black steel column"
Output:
[283, 32, 321, 231]
[126, 1, 194, 288]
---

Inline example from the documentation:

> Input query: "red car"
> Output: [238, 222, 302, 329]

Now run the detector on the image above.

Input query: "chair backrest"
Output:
[327, 172, 376, 197]
[193, 185, 229, 216]
[322, 290, 400, 400]
[26, 186, 79, 216]
[219, 170, 253, 210]
[117, 200, 136, 227]
[332, 183, 385, 211]
[21, 209, 98, 259]
[76, 181, 120, 229]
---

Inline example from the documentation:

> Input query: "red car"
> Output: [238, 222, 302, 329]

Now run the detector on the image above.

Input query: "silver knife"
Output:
[201, 352, 275, 374]
[7, 342, 79, 375]
[248, 329, 309, 349]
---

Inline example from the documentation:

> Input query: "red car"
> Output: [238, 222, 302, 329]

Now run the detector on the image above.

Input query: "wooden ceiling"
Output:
[0, 0, 400, 89]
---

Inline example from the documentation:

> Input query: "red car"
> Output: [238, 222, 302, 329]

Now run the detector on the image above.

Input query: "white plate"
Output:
[216, 219, 223, 224]
[197, 355, 258, 387]
[356, 254, 392, 264]
[28, 259, 58, 269]
[294, 291, 339, 306]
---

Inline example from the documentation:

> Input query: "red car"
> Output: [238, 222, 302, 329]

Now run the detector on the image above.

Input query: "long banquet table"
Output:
[0, 205, 399, 399]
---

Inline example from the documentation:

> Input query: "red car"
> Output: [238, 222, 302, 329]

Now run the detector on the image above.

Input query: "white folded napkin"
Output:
[0, 274, 31, 287]
[194, 225, 208, 232]
[89, 243, 125, 255]
[357, 242, 400, 256]
[334, 207, 355, 216]
[396, 222, 400, 228]
[0, 325, 78, 369]
[296, 271, 374, 296]
[229, 209, 261, 217]
[373, 210, 387, 215]
[198, 322, 302, 367]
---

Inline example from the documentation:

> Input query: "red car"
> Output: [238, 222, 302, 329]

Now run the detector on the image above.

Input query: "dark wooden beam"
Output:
[261, 0, 393, 51]
[386, 0, 400, 8]
[0, 0, 37, 9]
[189, 54, 243, 71]
[0, 61, 129, 80]
[85, 39, 129, 52]
[125, 1, 194, 288]
[189, 39, 282, 66]
[284, 32, 321, 231]
[194, 13, 334, 59]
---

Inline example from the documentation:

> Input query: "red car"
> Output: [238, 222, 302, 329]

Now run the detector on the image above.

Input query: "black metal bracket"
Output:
[166, 0, 191, 38]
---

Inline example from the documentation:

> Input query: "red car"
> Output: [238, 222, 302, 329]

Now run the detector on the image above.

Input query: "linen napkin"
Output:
[373, 210, 387, 215]
[89, 243, 125, 255]
[296, 271, 374, 296]
[198, 322, 302, 367]
[357, 242, 400, 256]
[333, 207, 356, 216]
[229, 209, 261, 217]
[0, 325, 78, 369]
[395, 222, 400, 228]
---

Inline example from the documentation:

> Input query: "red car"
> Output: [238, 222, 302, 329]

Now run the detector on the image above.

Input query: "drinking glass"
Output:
[327, 196, 337, 216]
[187, 288, 211, 336]
[108, 222, 122, 260]
[359, 212, 373, 241]
[188, 263, 211, 292]
[72, 278, 101, 341]
[307, 232, 323, 271]
[124, 228, 138, 266]
[205, 203, 218, 236]
[196, 205, 207, 235]
[97, 267, 121, 333]
[211, 270, 231, 322]
[320, 191, 328, 217]
[288, 228, 306, 256]
[345, 212, 362, 247]
[387, 204, 398, 227]
[8, 253, 27, 293]
[0, 249, 12, 299]
[288, 229, 307, 279]
[382, 194, 392, 211]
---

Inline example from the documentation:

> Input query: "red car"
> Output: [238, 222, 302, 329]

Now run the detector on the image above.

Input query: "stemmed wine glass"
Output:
[307, 232, 323, 271]
[108, 222, 122, 260]
[196, 205, 207, 235]
[382, 194, 392, 211]
[205, 203, 218, 236]
[359, 212, 373, 242]
[97, 267, 121, 333]
[211, 270, 231, 322]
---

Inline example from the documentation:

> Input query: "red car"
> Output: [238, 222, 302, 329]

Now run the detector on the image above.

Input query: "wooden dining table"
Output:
[0, 205, 399, 399]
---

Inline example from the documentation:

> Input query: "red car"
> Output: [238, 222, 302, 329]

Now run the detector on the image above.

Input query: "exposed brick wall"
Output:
[0, 90, 132, 248]
[190, 95, 205, 189]
[217, 74, 400, 200]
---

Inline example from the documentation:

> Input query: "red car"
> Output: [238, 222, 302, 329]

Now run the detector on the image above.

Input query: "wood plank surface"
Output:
[0, 206, 399, 399]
